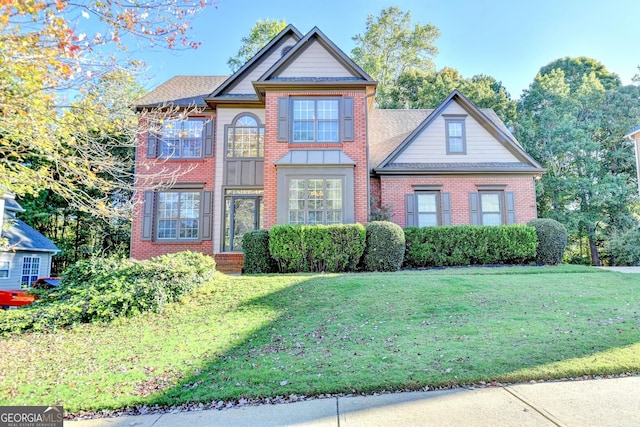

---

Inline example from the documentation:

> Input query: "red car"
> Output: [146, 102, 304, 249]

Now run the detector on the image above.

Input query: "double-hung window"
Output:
[416, 192, 441, 227]
[479, 192, 503, 226]
[21, 256, 40, 286]
[157, 191, 201, 240]
[288, 178, 343, 225]
[470, 187, 516, 225]
[405, 188, 451, 227]
[159, 119, 204, 159]
[292, 99, 339, 143]
[445, 117, 466, 154]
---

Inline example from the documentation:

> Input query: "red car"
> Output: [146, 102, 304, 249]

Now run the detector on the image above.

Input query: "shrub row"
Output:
[404, 225, 537, 268]
[269, 223, 366, 273]
[0, 251, 216, 336]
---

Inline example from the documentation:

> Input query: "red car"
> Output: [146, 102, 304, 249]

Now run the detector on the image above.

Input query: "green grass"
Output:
[1, 265, 639, 413]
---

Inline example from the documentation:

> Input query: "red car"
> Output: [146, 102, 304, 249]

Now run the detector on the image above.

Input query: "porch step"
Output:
[214, 253, 244, 275]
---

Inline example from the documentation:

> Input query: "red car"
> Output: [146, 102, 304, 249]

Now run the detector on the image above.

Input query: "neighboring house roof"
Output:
[373, 90, 544, 174]
[3, 218, 60, 253]
[624, 125, 640, 139]
[134, 75, 228, 109]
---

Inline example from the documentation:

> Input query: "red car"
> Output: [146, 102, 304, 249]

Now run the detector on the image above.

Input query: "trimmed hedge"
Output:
[362, 221, 405, 272]
[242, 230, 277, 274]
[269, 224, 366, 273]
[0, 251, 216, 336]
[404, 225, 537, 268]
[527, 218, 568, 265]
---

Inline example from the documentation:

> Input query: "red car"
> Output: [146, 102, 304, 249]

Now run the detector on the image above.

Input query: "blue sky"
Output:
[137, 0, 640, 99]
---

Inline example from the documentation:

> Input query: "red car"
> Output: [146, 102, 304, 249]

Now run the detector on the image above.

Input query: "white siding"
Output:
[277, 40, 356, 78]
[395, 101, 517, 164]
[213, 108, 266, 253]
[0, 252, 53, 291]
[229, 35, 298, 95]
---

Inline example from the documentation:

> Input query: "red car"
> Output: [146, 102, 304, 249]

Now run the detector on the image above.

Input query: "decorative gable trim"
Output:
[375, 90, 544, 173]
[253, 27, 376, 98]
[207, 24, 304, 100]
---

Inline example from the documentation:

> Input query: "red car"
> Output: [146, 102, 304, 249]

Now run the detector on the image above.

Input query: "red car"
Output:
[0, 277, 60, 309]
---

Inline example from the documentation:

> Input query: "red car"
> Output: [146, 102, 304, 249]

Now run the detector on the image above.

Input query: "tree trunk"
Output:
[587, 225, 600, 266]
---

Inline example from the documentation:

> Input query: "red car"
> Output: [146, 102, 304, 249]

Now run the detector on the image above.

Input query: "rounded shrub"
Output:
[362, 221, 405, 272]
[243, 230, 276, 274]
[527, 218, 568, 265]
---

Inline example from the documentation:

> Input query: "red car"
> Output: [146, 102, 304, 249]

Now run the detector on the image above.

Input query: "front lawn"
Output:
[1, 266, 639, 413]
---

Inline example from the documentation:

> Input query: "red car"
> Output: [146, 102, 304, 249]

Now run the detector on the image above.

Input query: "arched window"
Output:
[226, 114, 264, 158]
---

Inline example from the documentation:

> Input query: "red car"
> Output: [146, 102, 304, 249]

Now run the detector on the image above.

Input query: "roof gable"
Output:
[208, 25, 303, 100]
[376, 90, 543, 173]
[257, 26, 374, 84]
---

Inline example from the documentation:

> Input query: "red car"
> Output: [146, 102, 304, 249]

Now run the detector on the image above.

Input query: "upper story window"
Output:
[226, 114, 264, 158]
[445, 116, 466, 154]
[277, 96, 354, 144]
[292, 99, 340, 143]
[146, 118, 212, 160]
[159, 119, 204, 159]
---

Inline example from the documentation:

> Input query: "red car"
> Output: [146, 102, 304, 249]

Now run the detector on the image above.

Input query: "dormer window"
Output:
[445, 116, 466, 154]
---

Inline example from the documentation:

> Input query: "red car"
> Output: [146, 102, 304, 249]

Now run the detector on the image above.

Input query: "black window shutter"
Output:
[342, 97, 354, 142]
[146, 127, 158, 158]
[506, 192, 516, 224]
[277, 97, 289, 142]
[442, 192, 451, 225]
[469, 192, 480, 225]
[405, 194, 416, 227]
[204, 119, 214, 157]
[142, 191, 154, 240]
[201, 191, 213, 240]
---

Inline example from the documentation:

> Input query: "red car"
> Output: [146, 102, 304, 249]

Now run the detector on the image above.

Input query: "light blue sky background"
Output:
[136, 0, 639, 99]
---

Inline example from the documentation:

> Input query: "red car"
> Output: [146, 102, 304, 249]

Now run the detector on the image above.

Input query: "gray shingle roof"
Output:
[3, 218, 59, 253]
[134, 76, 229, 108]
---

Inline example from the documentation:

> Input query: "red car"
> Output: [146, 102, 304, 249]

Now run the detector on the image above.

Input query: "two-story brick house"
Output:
[132, 25, 543, 273]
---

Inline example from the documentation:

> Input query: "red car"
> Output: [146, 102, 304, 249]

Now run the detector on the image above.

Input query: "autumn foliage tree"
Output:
[0, 0, 215, 218]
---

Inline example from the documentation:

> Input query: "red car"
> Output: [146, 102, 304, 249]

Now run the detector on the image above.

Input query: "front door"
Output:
[225, 195, 262, 251]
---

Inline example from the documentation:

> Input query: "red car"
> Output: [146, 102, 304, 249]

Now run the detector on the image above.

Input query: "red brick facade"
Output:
[379, 175, 538, 227]
[129, 26, 542, 273]
[262, 91, 369, 228]
[130, 115, 216, 261]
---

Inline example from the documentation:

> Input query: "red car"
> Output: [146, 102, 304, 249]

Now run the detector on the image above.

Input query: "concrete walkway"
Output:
[67, 375, 640, 427]
[597, 266, 640, 273]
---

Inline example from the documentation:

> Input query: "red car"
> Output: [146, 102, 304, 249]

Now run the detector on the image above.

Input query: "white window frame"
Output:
[292, 98, 340, 143]
[21, 255, 40, 286]
[156, 190, 202, 241]
[0, 260, 10, 279]
[158, 119, 205, 159]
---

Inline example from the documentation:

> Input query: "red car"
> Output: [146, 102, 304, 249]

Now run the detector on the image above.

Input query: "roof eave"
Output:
[373, 167, 546, 175]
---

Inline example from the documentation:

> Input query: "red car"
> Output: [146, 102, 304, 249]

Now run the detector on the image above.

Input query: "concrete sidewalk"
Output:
[66, 375, 640, 426]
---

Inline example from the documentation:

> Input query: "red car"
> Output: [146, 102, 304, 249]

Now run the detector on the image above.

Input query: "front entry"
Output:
[224, 194, 263, 251]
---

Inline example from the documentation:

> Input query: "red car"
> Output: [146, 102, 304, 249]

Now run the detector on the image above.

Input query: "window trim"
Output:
[276, 167, 355, 225]
[286, 177, 345, 225]
[21, 255, 40, 287]
[0, 260, 10, 279]
[479, 191, 505, 226]
[415, 191, 442, 227]
[445, 115, 467, 155]
[291, 97, 341, 143]
[225, 113, 265, 159]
